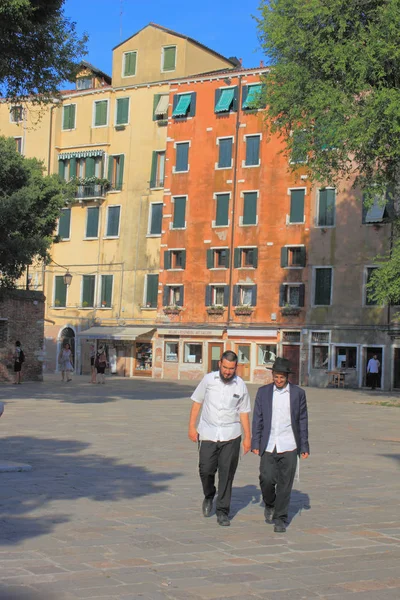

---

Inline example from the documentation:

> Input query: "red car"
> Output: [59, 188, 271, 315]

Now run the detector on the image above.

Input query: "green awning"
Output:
[215, 88, 235, 113]
[172, 94, 191, 117]
[243, 84, 262, 109]
[58, 150, 104, 160]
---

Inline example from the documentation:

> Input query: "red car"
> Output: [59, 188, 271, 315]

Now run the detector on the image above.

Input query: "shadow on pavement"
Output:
[230, 484, 262, 518]
[288, 489, 311, 524]
[0, 586, 57, 599]
[0, 436, 181, 544]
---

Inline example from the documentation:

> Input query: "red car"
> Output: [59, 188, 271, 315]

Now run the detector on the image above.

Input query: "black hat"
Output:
[267, 357, 292, 374]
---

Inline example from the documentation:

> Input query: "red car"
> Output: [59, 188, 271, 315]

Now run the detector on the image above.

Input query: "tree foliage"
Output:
[257, 0, 400, 194]
[0, 0, 87, 101]
[0, 137, 65, 287]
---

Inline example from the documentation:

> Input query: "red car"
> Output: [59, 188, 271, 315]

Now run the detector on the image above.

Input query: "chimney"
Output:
[260, 60, 264, 67]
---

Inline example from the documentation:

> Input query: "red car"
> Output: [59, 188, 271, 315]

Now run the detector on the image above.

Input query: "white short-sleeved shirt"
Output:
[191, 371, 251, 442]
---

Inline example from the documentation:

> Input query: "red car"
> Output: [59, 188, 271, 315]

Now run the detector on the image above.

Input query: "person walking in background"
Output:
[252, 357, 309, 533]
[95, 346, 107, 384]
[188, 350, 251, 527]
[58, 343, 74, 382]
[90, 344, 97, 383]
[367, 354, 380, 390]
[13, 341, 25, 384]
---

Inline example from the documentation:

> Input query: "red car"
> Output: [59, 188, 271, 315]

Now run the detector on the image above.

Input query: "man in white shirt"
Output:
[367, 354, 380, 390]
[252, 357, 309, 533]
[188, 350, 251, 527]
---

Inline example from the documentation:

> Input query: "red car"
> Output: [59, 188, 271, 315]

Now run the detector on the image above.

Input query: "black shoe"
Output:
[274, 521, 286, 533]
[202, 498, 213, 518]
[217, 513, 230, 527]
[264, 506, 274, 523]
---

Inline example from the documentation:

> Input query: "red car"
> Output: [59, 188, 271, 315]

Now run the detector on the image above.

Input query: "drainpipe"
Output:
[227, 75, 243, 326]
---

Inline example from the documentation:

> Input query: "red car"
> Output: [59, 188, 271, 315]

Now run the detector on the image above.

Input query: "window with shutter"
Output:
[100, 275, 113, 307]
[82, 275, 95, 307]
[283, 246, 306, 267]
[106, 206, 121, 237]
[58, 209, 71, 240]
[289, 189, 305, 223]
[242, 84, 263, 110]
[54, 276, 67, 307]
[116, 97, 129, 125]
[85, 207, 99, 238]
[242, 192, 258, 225]
[94, 100, 108, 127]
[145, 274, 159, 308]
[175, 142, 189, 172]
[215, 87, 236, 113]
[108, 155, 124, 190]
[314, 268, 332, 305]
[123, 51, 137, 77]
[217, 138, 233, 169]
[280, 284, 303, 307]
[318, 188, 336, 226]
[148, 203, 162, 235]
[215, 193, 229, 226]
[290, 130, 307, 164]
[172, 93, 194, 118]
[162, 46, 176, 72]
[58, 160, 66, 180]
[172, 197, 186, 229]
[62, 104, 76, 130]
[150, 151, 165, 188]
[245, 135, 261, 166]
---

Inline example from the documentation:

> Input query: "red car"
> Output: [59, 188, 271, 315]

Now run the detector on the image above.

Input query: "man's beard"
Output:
[219, 369, 235, 383]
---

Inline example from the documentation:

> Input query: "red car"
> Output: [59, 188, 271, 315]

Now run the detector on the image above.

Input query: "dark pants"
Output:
[369, 372, 379, 389]
[199, 436, 241, 516]
[259, 448, 298, 524]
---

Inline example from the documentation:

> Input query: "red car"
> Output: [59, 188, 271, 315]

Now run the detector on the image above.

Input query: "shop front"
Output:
[227, 329, 279, 384]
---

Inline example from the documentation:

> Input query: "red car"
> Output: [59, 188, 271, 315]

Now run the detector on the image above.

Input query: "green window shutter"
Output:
[177, 286, 184, 307]
[146, 274, 159, 308]
[290, 189, 305, 223]
[243, 192, 257, 225]
[216, 193, 229, 226]
[163, 46, 176, 71]
[319, 189, 335, 226]
[188, 92, 196, 117]
[225, 248, 230, 268]
[315, 268, 332, 305]
[279, 284, 286, 307]
[181, 250, 186, 269]
[223, 286, 229, 307]
[124, 52, 137, 76]
[58, 208, 71, 239]
[245, 135, 260, 166]
[107, 206, 120, 236]
[173, 197, 186, 228]
[101, 275, 113, 307]
[153, 93, 161, 121]
[58, 160, 65, 179]
[234, 248, 241, 268]
[150, 203, 162, 235]
[218, 138, 233, 168]
[69, 157, 77, 178]
[163, 287, 169, 306]
[252, 248, 258, 268]
[281, 247, 288, 267]
[85, 157, 95, 178]
[206, 249, 214, 269]
[116, 98, 129, 124]
[205, 285, 212, 306]
[54, 276, 67, 307]
[63, 105, 75, 130]
[164, 251, 171, 270]
[233, 285, 239, 306]
[176, 143, 189, 171]
[150, 151, 158, 188]
[108, 156, 114, 185]
[298, 284, 305, 307]
[299, 246, 306, 267]
[86, 207, 99, 238]
[251, 285, 257, 306]
[95, 100, 107, 126]
[82, 275, 95, 307]
[116, 155, 124, 190]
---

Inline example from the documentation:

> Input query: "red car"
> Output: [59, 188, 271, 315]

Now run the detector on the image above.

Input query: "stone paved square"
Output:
[0, 375, 399, 599]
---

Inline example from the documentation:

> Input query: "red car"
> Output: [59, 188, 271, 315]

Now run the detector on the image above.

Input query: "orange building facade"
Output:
[153, 68, 311, 384]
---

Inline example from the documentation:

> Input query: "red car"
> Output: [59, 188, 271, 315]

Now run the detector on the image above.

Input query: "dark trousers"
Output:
[199, 436, 241, 516]
[369, 372, 379, 389]
[259, 448, 298, 524]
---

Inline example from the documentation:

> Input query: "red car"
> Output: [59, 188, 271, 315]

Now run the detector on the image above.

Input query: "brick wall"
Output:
[0, 290, 45, 382]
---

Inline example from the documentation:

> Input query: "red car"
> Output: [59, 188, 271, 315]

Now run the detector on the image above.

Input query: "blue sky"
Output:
[63, 0, 266, 77]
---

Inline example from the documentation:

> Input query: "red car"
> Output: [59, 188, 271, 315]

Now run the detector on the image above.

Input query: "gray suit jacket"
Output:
[251, 383, 310, 456]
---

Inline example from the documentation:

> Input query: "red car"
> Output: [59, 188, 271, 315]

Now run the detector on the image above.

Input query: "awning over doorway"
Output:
[78, 326, 155, 340]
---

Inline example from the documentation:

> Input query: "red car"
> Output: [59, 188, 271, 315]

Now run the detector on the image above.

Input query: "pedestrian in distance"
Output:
[252, 357, 310, 533]
[58, 343, 74, 382]
[188, 350, 251, 527]
[13, 341, 25, 384]
[90, 344, 97, 384]
[367, 354, 380, 390]
[95, 346, 107, 384]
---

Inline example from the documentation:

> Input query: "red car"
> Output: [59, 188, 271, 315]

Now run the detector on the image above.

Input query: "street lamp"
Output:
[63, 271, 73, 286]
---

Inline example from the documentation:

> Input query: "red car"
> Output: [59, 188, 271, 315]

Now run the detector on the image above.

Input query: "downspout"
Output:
[227, 75, 243, 326]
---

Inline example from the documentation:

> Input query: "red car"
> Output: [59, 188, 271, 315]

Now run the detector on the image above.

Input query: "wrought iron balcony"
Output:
[75, 184, 106, 200]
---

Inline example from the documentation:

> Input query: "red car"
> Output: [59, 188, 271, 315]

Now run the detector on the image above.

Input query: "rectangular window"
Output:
[289, 189, 305, 223]
[163, 285, 184, 306]
[54, 276, 67, 307]
[279, 284, 305, 307]
[108, 155, 124, 190]
[214, 193, 229, 227]
[164, 250, 186, 270]
[100, 275, 113, 308]
[116, 97, 129, 125]
[184, 343, 202, 363]
[150, 151, 165, 188]
[165, 341, 179, 362]
[62, 104, 76, 130]
[318, 188, 336, 226]
[149, 203, 163, 235]
[234, 247, 258, 268]
[242, 84, 263, 110]
[94, 100, 108, 127]
[175, 142, 189, 172]
[85, 206, 99, 238]
[242, 191, 258, 225]
[145, 274, 159, 308]
[362, 192, 392, 224]
[314, 267, 332, 306]
[217, 138, 233, 169]
[162, 45, 177, 72]
[215, 87, 236, 113]
[10, 105, 23, 123]
[76, 76, 93, 90]
[290, 130, 307, 164]
[281, 246, 306, 268]
[365, 267, 378, 306]
[336, 347, 357, 369]
[58, 208, 71, 240]
[172, 92, 196, 118]
[153, 94, 169, 120]
[106, 206, 121, 237]
[312, 346, 329, 369]
[257, 344, 277, 365]
[205, 285, 228, 307]
[123, 51, 137, 77]
[245, 135, 261, 166]
[234, 285, 256, 306]
[207, 248, 230, 269]
[82, 275, 95, 308]
[172, 197, 186, 229]
[14, 137, 22, 153]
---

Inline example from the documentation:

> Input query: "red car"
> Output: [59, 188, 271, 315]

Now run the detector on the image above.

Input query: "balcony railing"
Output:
[75, 184, 106, 200]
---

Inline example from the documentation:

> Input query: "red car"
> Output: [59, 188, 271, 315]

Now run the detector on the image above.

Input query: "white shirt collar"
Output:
[273, 383, 290, 394]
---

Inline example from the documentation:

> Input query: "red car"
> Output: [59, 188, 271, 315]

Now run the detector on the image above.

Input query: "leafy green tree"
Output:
[0, 0, 87, 101]
[0, 136, 65, 287]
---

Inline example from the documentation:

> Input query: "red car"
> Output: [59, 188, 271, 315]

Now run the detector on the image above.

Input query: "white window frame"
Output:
[315, 187, 336, 228]
[104, 205, 121, 239]
[166, 284, 183, 306]
[143, 273, 159, 309]
[287, 187, 307, 225]
[92, 99, 109, 128]
[212, 192, 231, 228]
[312, 266, 333, 307]
[84, 206, 100, 240]
[239, 189, 259, 227]
[151, 149, 166, 189]
[167, 248, 186, 271]
[107, 153, 125, 192]
[237, 284, 255, 306]
[183, 341, 203, 364]
[52, 275, 69, 309]
[173, 140, 191, 174]
[62, 103, 77, 131]
[332, 343, 359, 371]
[283, 244, 306, 269]
[170, 195, 188, 230]
[281, 282, 303, 307]
[215, 136, 234, 170]
[9, 105, 24, 123]
[161, 45, 177, 73]
[80, 274, 97, 309]
[309, 330, 331, 371]
[122, 50, 138, 78]
[114, 96, 130, 126]
[210, 284, 226, 305]
[147, 202, 163, 237]
[210, 247, 229, 270]
[14, 136, 23, 154]
[98, 274, 114, 309]
[242, 133, 262, 168]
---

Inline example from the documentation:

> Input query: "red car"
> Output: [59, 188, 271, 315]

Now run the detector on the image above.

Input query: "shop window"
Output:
[312, 346, 329, 369]
[257, 344, 277, 365]
[135, 343, 152, 372]
[165, 341, 179, 362]
[336, 346, 357, 369]
[184, 343, 202, 363]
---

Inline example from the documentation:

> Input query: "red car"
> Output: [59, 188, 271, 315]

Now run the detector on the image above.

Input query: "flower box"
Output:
[281, 306, 301, 316]
[206, 305, 225, 315]
[234, 306, 254, 316]
[163, 306, 182, 315]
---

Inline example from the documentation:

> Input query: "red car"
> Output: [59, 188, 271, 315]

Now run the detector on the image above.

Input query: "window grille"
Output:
[311, 332, 329, 344]
[282, 331, 301, 343]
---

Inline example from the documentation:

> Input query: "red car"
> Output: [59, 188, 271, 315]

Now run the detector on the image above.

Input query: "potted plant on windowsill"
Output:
[281, 305, 301, 316]
[234, 304, 254, 316]
[206, 305, 225, 315]
[101, 300, 108, 308]
[163, 305, 182, 315]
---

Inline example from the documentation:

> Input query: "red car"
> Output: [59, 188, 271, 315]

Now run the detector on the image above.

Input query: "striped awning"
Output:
[58, 150, 104, 160]
[215, 88, 235, 113]
[242, 84, 262, 109]
[172, 94, 191, 117]
[155, 94, 169, 116]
